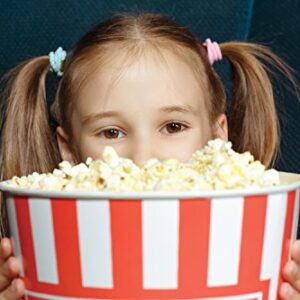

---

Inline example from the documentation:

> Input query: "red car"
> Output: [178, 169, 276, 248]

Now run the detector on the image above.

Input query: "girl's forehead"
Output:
[75, 48, 206, 114]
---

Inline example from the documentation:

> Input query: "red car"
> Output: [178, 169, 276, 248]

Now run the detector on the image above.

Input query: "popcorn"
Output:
[6, 139, 280, 191]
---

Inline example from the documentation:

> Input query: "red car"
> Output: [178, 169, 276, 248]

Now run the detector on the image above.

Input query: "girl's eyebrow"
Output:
[82, 105, 198, 125]
[159, 105, 198, 115]
[81, 111, 121, 125]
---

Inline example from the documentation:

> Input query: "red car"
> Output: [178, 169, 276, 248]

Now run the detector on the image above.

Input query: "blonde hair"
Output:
[0, 13, 297, 235]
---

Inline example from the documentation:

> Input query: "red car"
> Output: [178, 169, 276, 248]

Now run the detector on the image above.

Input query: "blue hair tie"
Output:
[49, 47, 67, 77]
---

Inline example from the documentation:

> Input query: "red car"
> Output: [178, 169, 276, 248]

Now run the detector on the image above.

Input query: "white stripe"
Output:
[142, 199, 179, 289]
[291, 189, 300, 242]
[260, 192, 287, 300]
[208, 197, 244, 286]
[29, 198, 58, 283]
[77, 200, 113, 288]
[27, 290, 102, 299]
[26, 290, 263, 300]
[5, 197, 24, 276]
[183, 293, 263, 300]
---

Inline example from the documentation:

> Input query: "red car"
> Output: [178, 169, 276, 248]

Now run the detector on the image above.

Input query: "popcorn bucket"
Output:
[1, 172, 300, 300]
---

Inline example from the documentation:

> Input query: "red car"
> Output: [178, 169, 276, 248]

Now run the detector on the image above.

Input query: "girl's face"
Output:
[57, 49, 228, 167]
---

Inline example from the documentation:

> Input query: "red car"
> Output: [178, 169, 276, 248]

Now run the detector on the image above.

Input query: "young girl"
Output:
[0, 12, 299, 299]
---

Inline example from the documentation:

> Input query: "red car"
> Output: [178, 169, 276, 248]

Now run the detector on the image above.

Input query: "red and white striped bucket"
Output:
[1, 172, 300, 300]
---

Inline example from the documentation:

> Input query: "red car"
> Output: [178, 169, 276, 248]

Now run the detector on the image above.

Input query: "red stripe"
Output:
[238, 195, 267, 288]
[110, 199, 143, 297]
[178, 198, 210, 296]
[14, 197, 37, 290]
[50, 198, 82, 292]
[277, 190, 296, 298]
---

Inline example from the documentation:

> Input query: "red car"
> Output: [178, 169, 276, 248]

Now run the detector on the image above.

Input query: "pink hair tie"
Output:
[202, 38, 222, 65]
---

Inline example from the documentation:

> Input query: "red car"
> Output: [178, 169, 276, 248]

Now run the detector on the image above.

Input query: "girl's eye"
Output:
[161, 122, 188, 134]
[99, 128, 125, 139]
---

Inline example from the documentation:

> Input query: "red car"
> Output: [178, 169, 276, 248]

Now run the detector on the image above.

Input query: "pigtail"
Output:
[0, 56, 61, 180]
[220, 42, 297, 167]
[0, 56, 62, 235]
